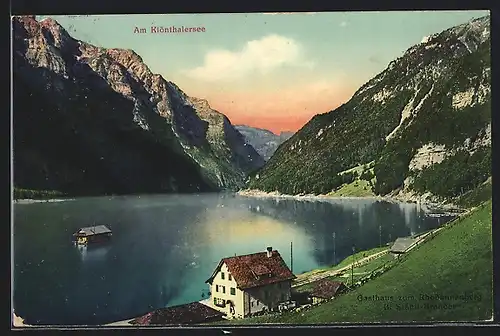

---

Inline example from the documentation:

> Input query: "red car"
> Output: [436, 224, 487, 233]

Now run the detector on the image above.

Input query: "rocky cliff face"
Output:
[235, 126, 294, 161]
[249, 16, 491, 203]
[186, 98, 265, 186]
[12, 16, 263, 195]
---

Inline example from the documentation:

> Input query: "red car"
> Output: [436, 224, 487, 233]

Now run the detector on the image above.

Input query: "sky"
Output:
[38, 11, 488, 134]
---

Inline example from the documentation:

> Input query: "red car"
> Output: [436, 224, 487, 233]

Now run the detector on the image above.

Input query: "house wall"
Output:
[209, 263, 246, 318]
[244, 280, 292, 316]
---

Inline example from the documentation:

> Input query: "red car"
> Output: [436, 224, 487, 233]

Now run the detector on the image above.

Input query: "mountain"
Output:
[12, 16, 264, 196]
[279, 131, 295, 139]
[248, 16, 491, 204]
[235, 126, 294, 161]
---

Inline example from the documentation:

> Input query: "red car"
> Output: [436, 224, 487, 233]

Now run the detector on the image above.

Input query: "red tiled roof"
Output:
[250, 264, 270, 276]
[207, 250, 296, 289]
[130, 302, 225, 325]
[310, 279, 345, 299]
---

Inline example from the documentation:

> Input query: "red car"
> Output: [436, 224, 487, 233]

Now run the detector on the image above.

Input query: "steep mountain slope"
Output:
[280, 131, 295, 139]
[235, 125, 294, 160]
[248, 16, 491, 203]
[12, 16, 263, 195]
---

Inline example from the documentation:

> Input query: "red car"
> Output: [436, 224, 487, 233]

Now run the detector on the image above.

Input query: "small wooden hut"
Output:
[73, 225, 112, 245]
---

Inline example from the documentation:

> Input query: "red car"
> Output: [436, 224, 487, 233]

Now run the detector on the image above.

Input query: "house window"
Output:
[230, 287, 236, 295]
[216, 285, 219, 292]
[221, 272, 225, 280]
[222, 286, 226, 294]
[228, 273, 232, 281]
[251, 302, 254, 307]
[256, 300, 260, 306]
[214, 298, 226, 307]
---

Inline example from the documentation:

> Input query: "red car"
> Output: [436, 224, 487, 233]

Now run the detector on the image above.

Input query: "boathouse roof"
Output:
[309, 279, 346, 299]
[390, 237, 417, 254]
[74, 225, 112, 236]
[206, 249, 296, 289]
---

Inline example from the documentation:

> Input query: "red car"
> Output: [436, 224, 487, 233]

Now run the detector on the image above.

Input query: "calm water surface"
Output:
[13, 193, 453, 325]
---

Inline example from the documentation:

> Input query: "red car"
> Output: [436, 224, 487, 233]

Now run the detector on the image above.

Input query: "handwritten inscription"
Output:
[134, 26, 206, 34]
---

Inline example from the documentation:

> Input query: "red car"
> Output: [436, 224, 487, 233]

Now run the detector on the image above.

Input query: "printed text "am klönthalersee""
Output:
[133, 26, 206, 34]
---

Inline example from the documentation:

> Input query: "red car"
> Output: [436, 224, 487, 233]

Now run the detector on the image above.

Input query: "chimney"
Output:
[266, 246, 272, 258]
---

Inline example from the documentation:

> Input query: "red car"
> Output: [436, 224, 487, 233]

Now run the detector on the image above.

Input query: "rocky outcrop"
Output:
[12, 15, 263, 194]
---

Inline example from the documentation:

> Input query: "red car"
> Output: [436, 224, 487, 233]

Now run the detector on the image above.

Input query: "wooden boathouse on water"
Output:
[73, 225, 112, 245]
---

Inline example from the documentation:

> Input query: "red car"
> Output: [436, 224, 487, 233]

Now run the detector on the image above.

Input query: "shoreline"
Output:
[236, 189, 465, 216]
[237, 188, 383, 201]
[13, 198, 75, 204]
[12, 189, 464, 215]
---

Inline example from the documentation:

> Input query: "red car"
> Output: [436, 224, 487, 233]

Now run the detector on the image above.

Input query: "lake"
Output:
[12, 193, 453, 325]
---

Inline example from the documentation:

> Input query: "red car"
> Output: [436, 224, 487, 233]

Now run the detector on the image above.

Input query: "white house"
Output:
[205, 247, 296, 318]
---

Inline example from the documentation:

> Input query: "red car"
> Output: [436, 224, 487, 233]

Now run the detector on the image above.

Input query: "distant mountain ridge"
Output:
[13, 16, 264, 196]
[248, 16, 491, 204]
[235, 125, 294, 161]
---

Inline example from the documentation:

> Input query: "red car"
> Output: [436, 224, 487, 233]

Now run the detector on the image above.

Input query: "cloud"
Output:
[184, 34, 314, 82]
[339, 21, 348, 27]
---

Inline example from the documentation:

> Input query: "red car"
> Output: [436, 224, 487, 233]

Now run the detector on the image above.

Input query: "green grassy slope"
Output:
[222, 200, 493, 324]
[454, 178, 492, 208]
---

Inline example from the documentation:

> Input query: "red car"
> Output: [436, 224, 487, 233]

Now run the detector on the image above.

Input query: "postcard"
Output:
[11, 10, 493, 328]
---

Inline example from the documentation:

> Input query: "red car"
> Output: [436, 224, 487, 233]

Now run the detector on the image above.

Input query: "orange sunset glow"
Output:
[184, 80, 357, 134]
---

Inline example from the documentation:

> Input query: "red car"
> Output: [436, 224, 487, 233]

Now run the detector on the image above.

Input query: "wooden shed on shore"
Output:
[308, 279, 347, 304]
[390, 237, 418, 255]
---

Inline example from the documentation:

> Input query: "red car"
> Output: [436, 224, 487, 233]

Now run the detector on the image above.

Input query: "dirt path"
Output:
[404, 227, 444, 254]
[292, 249, 390, 288]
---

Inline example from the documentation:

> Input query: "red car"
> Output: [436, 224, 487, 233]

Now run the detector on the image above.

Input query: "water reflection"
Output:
[14, 193, 452, 325]
[242, 197, 452, 267]
[76, 244, 111, 263]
